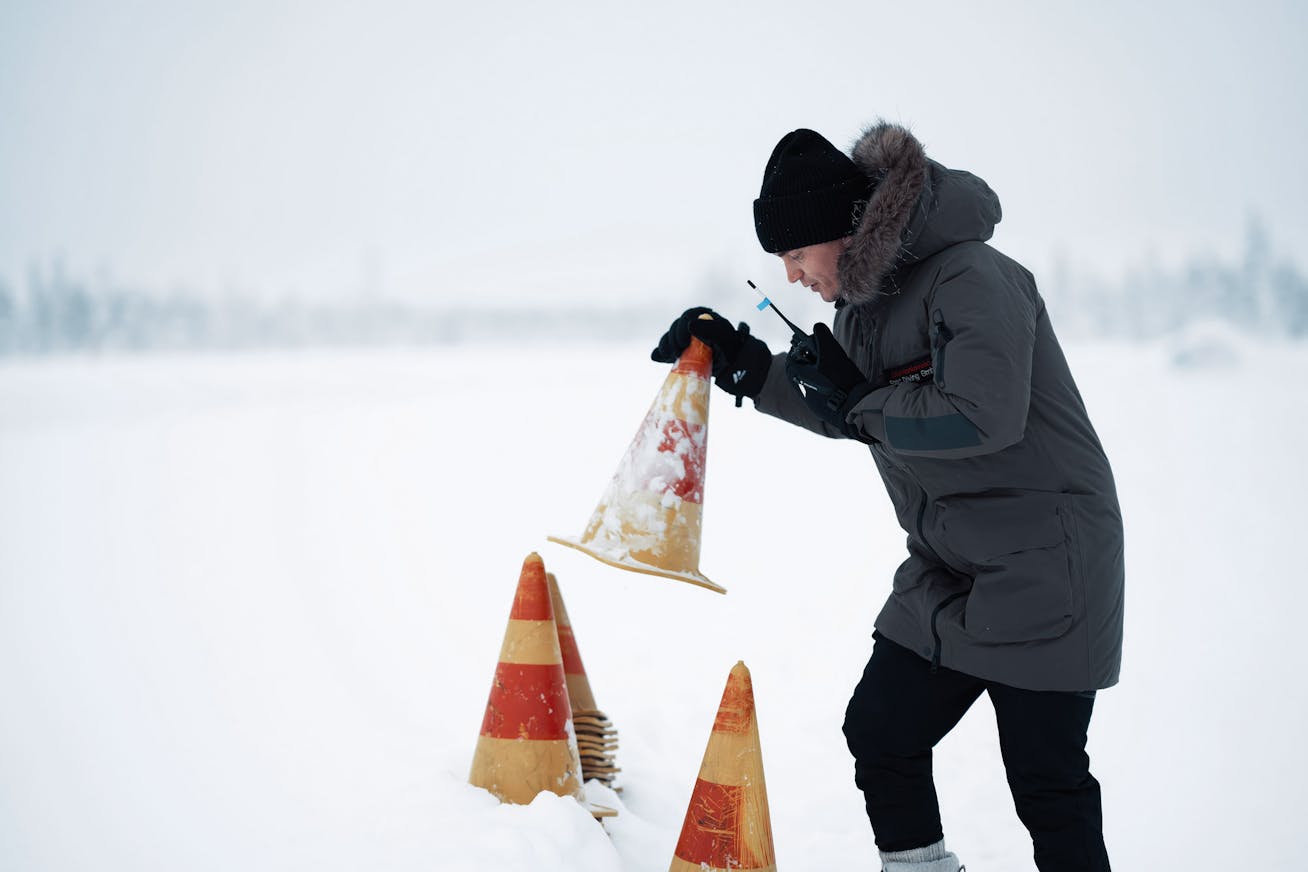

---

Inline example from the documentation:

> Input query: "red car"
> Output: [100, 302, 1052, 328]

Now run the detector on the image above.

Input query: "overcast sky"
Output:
[1, 0, 1305, 313]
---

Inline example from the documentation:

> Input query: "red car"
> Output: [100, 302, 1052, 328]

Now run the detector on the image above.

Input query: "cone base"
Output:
[547, 535, 726, 594]
[469, 735, 583, 805]
[670, 861, 775, 872]
[589, 803, 618, 819]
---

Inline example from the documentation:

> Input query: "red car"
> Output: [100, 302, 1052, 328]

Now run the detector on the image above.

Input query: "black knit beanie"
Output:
[753, 128, 869, 253]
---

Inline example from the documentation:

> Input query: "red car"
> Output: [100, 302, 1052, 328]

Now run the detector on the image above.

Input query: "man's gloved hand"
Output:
[651, 307, 772, 401]
[784, 322, 875, 439]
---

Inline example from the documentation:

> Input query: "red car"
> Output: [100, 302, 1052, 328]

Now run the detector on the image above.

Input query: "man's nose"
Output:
[785, 262, 802, 283]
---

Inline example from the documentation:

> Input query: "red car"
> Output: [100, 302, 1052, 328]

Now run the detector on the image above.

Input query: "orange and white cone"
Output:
[547, 572, 620, 789]
[669, 661, 776, 872]
[549, 328, 723, 594]
[469, 553, 584, 805]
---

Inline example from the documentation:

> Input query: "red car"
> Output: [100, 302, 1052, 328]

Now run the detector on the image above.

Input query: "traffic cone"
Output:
[549, 327, 724, 594]
[546, 572, 620, 790]
[669, 662, 776, 872]
[469, 553, 584, 806]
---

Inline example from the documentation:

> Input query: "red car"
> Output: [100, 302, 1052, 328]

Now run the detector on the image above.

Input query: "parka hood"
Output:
[838, 122, 1003, 305]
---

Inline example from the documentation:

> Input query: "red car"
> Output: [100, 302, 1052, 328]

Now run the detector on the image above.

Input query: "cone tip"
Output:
[511, 552, 553, 621]
[674, 336, 713, 378]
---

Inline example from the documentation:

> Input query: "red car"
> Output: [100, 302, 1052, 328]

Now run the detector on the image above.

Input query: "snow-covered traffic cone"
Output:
[669, 662, 776, 872]
[546, 572, 620, 790]
[468, 553, 584, 806]
[548, 325, 723, 594]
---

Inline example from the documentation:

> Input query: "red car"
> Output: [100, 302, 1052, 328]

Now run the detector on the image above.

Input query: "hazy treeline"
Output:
[1, 219, 1304, 356]
[0, 264, 667, 355]
[1053, 218, 1308, 341]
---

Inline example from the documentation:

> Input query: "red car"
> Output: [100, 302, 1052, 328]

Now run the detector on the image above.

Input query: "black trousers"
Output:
[843, 632, 1110, 872]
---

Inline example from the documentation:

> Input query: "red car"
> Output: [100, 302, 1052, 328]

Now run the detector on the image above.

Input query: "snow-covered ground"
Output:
[1, 337, 1305, 871]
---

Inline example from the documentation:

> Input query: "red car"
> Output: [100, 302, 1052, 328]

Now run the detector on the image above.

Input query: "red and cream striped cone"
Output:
[669, 661, 776, 872]
[546, 571, 620, 789]
[549, 327, 723, 594]
[468, 553, 584, 805]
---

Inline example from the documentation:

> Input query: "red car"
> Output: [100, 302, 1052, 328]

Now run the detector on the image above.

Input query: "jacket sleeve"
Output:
[845, 256, 1037, 459]
[751, 351, 849, 439]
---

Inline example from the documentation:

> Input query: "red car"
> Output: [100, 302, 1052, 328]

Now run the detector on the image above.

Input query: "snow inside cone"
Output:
[549, 330, 724, 594]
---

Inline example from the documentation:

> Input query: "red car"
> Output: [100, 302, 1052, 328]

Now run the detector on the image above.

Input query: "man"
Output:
[652, 123, 1124, 872]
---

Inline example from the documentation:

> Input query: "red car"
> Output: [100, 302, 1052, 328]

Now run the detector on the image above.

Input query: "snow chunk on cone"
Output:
[549, 333, 723, 593]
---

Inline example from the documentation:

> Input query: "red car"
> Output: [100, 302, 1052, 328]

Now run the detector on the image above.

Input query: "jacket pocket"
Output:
[941, 497, 1075, 644]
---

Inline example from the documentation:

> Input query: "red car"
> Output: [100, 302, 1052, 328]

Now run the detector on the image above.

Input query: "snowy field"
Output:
[2, 336, 1306, 871]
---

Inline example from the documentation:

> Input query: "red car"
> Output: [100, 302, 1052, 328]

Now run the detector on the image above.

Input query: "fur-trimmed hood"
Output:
[837, 122, 1003, 305]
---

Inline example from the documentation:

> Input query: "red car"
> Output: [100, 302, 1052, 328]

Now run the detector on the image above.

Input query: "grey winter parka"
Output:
[753, 123, 1124, 692]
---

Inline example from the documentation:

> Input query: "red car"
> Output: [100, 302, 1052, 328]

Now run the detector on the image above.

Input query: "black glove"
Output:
[651, 307, 772, 401]
[784, 322, 875, 439]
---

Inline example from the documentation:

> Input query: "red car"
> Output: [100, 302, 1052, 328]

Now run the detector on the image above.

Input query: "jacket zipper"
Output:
[914, 495, 939, 563]
[930, 591, 968, 673]
[867, 309, 962, 673]
[870, 317, 886, 385]
[930, 309, 952, 390]
[866, 310, 942, 566]
[872, 439, 948, 569]
[878, 442, 965, 672]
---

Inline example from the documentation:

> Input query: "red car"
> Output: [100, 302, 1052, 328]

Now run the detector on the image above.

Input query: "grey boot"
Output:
[880, 839, 963, 872]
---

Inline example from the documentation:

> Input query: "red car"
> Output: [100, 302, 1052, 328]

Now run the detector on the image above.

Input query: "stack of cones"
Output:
[468, 553, 585, 806]
[549, 330, 724, 594]
[669, 661, 776, 872]
[547, 572, 620, 790]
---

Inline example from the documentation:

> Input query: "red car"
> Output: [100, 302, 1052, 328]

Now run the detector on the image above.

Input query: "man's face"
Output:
[777, 237, 851, 303]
